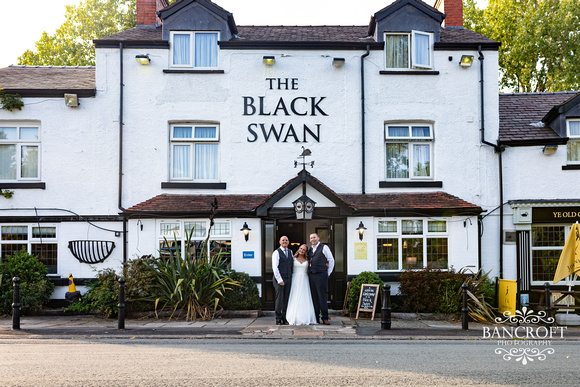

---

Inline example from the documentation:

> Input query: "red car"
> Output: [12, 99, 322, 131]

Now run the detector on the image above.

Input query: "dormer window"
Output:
[385, 31, 433, 70]
[171, 31, 218, 68]
[567, 119, 580, 164]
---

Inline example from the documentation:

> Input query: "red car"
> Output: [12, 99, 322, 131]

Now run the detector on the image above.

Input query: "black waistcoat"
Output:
[277, 247, 293, 279]
[309, 244, 327, 273]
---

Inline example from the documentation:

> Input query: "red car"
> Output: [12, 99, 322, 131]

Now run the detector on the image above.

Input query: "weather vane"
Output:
[294, 146, 314, 170]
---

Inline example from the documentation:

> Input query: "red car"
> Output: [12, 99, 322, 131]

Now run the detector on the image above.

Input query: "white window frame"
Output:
[0, 124, 41, 181]
[566, 119, 580, 164]
[169, 124, 220, 182]
[385, 123, 434, 180]
[375, 218, 449, 271]
[384, 31, 433, 70]
[158, 219, 232, 265]
[529, 224, 579, 285]
[170, 31, 219, 69]
[0, 224, 58, 274]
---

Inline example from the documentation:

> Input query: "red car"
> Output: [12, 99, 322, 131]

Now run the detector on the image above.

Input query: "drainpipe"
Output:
[119, 43, 127, 265]
[478, 44, 504, 279]
[360, 45, 370, 194]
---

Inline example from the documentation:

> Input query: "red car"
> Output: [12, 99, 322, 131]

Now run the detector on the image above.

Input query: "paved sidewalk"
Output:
[1, 311, 579, 340]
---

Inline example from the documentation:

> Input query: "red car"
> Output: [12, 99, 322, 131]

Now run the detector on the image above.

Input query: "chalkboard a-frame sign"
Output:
[356, 284, 380, 320]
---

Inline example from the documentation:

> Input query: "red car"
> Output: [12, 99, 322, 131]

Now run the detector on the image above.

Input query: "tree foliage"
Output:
[464, 0, 580, 92]
[18, 0, 136, 66]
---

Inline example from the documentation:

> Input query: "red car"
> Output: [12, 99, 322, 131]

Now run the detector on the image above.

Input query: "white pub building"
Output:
[1, 0, 578, 308]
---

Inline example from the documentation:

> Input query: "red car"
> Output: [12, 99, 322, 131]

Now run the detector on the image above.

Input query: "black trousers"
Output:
[309, 271, 329, 321]
[273, 276, 291, 322]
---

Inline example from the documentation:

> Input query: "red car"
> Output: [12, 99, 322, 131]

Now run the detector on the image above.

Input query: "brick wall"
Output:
[136, 0, 158, 26]
[434, 0, 464, 27]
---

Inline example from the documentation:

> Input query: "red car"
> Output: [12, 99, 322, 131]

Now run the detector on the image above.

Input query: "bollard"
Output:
[543, 282, 552, 326]
[381, 283, 392, 330]
[12, 277, 21, 330]
[118, 277, 125, 330]
[461, 283, 469, 330]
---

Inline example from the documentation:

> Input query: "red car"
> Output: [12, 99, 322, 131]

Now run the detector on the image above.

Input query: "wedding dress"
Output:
[285, 258, 317, 325]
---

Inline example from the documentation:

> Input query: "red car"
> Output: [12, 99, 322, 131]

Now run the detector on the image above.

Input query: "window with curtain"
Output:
[385, 31, 433, 70]
[567, 120, 580, 163]
[385, 124, 432, 179]
[170, 124, 219, 181]
[171, 31, 218, 68]
[376, 218, 448, 271]
[0, 125, 39, 181]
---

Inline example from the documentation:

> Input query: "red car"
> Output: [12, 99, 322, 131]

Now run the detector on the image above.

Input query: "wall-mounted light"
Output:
[543, 145, 558, 155]
[293, 195, 316, 220]
[64, 93, 78, 107]
[356, 221, 367, 241]
[240, 222, 251, 242]
[263, 56, 275, 65]
[333, 57, 345, 67]
[459, 55, 474, 68]
[135, 54, 151, 65]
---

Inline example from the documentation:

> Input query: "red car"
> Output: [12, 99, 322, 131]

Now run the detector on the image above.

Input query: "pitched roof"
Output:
[126, 190, 482, 217]
[95, 25, 497, 49]
[0, 66, 96, 97]
[499, 92, 579, 146]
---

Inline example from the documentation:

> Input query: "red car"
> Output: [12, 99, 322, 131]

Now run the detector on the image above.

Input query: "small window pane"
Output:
[414, 33, 430, 67]
[212, 222, 230, 236]
[160, 223, 180, 237]
[569, 121, 580, 136]
[195, 33, 218, 67]
[32, 227, 57, 239]
[0, 144, 16, 179]
[413, 144, 430, 177]
[194, 127, 217, 139]
[210, 240, 231, 268]
[2, 226, 28, 240]
[403, 238, 423, 269]
[1, 243, 26, 259]
[567, 141, 580, 162]
[173, 34, 191, 65]
[173, 127, 192, 139]
[32, 244, 57, 274]
[20, 127, 38, 140]
[21, 145, 39, 178]
[386, 143, 409, 179]
[185, 221, 207, 238]
[411, 126, 430, 138]
[377, 238, 398, 270]
[385, 35, 408, 68]
[388, 126, 409, 137]
[402, 220, 423, 235]
[172, 144, 191, 178]
[0, 127, 17, 140]
[378, 221, 397, 233]
[427, 221, 446, 233]
[427, 238, 448, 269]
[195, 143, 218, 180]
[532, 226, 565, 247]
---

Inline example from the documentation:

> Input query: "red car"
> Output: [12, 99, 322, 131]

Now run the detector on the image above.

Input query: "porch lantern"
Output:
[240, 222, 251, 242]
[356, 221, 367, 240]
[293, 195, 316, 220]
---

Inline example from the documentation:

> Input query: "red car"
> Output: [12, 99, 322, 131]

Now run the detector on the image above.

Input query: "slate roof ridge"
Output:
[500, 91, 579, 96]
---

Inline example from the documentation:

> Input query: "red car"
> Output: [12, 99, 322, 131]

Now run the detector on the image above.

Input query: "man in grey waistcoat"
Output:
[308, 232, 335, 325]
[272, 235, 293, 325]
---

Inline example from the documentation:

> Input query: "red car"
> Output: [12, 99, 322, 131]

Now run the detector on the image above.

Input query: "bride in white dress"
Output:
[285, 244, 318, 325]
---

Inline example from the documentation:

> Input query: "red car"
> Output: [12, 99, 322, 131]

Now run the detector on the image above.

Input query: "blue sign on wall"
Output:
[243, 251, 254, 259]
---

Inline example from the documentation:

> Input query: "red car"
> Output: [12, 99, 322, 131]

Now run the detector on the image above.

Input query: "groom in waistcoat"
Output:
[272, 235, 293, 325]
[308, 233, 335, 325]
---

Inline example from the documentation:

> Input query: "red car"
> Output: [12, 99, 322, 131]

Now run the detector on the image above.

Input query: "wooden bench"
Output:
[530, 285, 580, 319]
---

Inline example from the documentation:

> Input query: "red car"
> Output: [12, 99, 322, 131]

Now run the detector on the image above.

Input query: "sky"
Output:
[0, 0, 487, 68]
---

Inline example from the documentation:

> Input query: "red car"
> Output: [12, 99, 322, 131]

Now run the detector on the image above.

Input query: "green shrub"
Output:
[0, 249, 54, 315]
[347, 271, 384, 314]
[67, 268, 120, 318]
[399, 266, 466, 313]
[123, 255, 159, 313]
[220, 270, 260, 310]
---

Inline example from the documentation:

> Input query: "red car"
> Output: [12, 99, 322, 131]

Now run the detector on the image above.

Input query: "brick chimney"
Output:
[434, 0, 464, 28]
[136, 0, 167, 27]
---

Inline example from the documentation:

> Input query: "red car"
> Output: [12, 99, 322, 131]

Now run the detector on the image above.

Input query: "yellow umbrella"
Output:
[553, 223, 580, 284]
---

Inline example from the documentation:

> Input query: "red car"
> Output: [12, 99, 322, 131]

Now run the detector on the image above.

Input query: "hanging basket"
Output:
[68, 240, 116, 264]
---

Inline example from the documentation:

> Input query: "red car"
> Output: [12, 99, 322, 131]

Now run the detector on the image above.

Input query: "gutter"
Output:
[478, 44, 504, 280]
[361, 45, 370, 194]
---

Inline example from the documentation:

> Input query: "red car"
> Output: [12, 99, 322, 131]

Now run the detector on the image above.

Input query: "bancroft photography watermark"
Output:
[483, 307, 568, 365]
